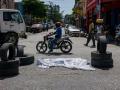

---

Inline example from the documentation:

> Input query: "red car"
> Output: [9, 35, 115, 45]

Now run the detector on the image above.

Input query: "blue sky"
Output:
[41, 0, 75, 16]
[15, 0, 75, 16]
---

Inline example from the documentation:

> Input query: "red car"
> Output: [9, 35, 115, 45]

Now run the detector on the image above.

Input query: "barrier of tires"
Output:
[0, 43, 20, 76]
[16, 45, 25, 57]
[91, 36, 113, 69]
[18, 54, 34, 66]
[0, 43, 15, 61]
[16, 45, 34, 66]
[91, 51, 113, 68]
[0, 59, 19, 76]
[97, 36, 107, 53]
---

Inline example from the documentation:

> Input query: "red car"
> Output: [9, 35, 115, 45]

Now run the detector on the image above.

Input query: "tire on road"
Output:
[97, 36, 107, 53]
[16, 45, 25, 57]
[36, 41, 47, 53]
[91, 60, 113, 68]
[91, 51, 113, 68]
[60, 41, 72, 53]
[0, 43, 15, 61]
[91, 51, 112, 60]
[18, 54, 34, 66]
[0, 59, 19, 76]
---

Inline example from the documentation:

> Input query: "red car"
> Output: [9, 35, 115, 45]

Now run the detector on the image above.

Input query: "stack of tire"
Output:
[0, 43, 19, 76]
[0, 43, 34, 77]
[91, 36, 113, 69]
[16, 45, 34, 66]
[91, 51, 113, 68]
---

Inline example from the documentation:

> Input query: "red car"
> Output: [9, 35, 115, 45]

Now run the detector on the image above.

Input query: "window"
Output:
[3, 12, 23, 23]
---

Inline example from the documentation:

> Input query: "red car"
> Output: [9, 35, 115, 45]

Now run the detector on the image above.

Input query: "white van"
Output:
[0, 9, 25, 33]
[0, 9, 26, 45]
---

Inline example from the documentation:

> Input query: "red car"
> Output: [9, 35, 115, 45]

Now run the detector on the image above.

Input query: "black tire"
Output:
[18, 54, 34, 66]
[91, 59, 113, 68]
[91, 51, 112, 60]
[36, 41, 47, 53]
[4, 32, 19, 46]
[60, 41, 72, 53]
[16, 45, 25, 57]
[91, 51, 113, 68]
[97, 36, 107, 53]
[0, 59, 19, 76]
[0, 43, 15, 61]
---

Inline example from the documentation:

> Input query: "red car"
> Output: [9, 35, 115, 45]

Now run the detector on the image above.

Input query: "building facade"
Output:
[0, 0, 14, 9]
[73, 0, 87, 28]
[86, 0, 120, 36]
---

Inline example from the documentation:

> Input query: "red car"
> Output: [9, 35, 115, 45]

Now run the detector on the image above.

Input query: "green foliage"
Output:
[53, 11, 62, 23]
[22, 0, 46, 18]
[46, 4, 62, 23]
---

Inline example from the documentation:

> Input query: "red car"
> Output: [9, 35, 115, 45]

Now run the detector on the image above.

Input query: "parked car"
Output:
[31, 23, 43, 33]
[67, 26, 81, 37]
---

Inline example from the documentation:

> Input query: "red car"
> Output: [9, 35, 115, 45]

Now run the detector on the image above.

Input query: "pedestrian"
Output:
[95, 19, 104, 39]
[84, 18, 96, 48]
[46, 23, 49, 31]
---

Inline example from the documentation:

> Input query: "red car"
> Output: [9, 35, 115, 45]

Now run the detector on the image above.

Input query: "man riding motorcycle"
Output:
[48, 22, 62, 53]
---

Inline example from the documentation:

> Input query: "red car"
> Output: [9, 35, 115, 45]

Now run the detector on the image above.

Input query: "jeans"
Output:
[86, 33, 95, 46]
[49, 38, 59, 51]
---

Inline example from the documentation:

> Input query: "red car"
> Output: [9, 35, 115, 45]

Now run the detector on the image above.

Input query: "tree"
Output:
[46, 3, 62, 23]
[22, 0, 46, 18]
[53, 11, 62, 23]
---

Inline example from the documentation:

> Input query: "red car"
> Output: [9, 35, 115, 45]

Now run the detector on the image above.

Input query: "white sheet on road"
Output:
[37, 58, 95, 71]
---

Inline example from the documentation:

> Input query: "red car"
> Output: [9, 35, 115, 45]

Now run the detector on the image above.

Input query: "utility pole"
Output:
[48, 1, 54, 22]
[96, 0, 101, 18]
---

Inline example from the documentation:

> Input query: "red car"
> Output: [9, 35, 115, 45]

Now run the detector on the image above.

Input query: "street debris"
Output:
[37, 58, 95, 71]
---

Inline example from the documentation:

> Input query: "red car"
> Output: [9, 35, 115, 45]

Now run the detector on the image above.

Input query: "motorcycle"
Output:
[36, 32, 72, 53]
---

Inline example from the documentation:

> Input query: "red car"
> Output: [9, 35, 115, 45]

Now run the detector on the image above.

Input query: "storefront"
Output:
[101, 0, 120, 36]
[86, 0, 120, 36]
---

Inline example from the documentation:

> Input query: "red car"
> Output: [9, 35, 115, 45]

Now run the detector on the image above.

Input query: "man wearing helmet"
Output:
[48, 22, 62, 53]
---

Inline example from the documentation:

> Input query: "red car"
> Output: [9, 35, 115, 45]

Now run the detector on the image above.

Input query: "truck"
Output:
[0, 9, 26, 46]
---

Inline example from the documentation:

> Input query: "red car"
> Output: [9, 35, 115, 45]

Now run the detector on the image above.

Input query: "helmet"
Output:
[55, 22, 61, 27]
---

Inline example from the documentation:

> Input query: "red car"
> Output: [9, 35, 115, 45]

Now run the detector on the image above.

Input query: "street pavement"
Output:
[0, 29, 120, 90]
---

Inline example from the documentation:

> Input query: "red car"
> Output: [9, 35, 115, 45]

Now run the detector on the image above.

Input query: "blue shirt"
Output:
[55, 27, 62, 39]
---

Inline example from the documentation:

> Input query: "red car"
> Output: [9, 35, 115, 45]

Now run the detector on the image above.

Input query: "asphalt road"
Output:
[0, 29, 120, 90]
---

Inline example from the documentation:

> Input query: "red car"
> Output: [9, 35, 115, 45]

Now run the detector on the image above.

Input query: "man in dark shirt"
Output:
[48, 22, 62, 53]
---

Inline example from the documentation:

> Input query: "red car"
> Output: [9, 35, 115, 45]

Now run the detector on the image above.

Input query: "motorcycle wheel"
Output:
[60, 41, 72, 53]
[36, 41, 47, 53]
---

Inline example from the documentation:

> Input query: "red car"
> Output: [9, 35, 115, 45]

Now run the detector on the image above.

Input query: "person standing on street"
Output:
[84, 19, 96, 48]
[96, 19, 104, 39]
[45, 22, 49, 31]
